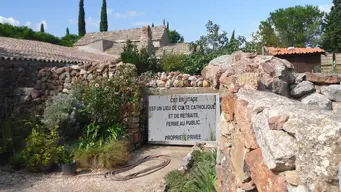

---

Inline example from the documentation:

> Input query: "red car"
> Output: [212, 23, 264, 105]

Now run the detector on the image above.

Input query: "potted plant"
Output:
[59, 148, 76, 175]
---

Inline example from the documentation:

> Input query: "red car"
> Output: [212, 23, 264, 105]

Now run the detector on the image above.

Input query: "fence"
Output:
[321, 53, 341, 73]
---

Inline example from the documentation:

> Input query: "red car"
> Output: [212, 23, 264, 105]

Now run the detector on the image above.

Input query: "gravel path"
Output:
[0, 146, 191, 192]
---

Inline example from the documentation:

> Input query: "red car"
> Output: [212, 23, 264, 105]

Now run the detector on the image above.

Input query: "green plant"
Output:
[74, 140, 129, 169]
[78, 122, 101, 150]
[107, 123, 126, 141]
[22, 125, 63, 172]
[160, 52, 186, 72]
[59, 147, 74, 164]
[165, 170, 192, 192]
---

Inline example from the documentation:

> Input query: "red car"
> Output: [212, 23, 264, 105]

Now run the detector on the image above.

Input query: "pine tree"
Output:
[230, 30, 235, 41]
[322, 0, 341, 52]
[100, 0, 108, 32]
[152, 23, 154, 27]
[78, 0, 86, 36]
[40, 23, 45, 33]
[66, 27, 70, 35]
[167, 22, 169, 29]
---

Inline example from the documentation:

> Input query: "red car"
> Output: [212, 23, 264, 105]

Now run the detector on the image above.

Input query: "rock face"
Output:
[217, 88, 341, 192]
[290, 81, 315, 98]
[202, 51, 295, 96]
[301, 93, 332, 110]
[305, 72, 341, 84]
[321, 84, 341, 102]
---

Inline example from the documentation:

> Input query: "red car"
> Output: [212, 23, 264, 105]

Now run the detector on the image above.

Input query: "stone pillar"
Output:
[139, 25, 154, 55]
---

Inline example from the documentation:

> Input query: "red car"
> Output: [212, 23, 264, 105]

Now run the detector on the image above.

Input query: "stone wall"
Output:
[0, 59, 67, 119]
[146, 72, 210, 88]
[203, 51, 341, 191]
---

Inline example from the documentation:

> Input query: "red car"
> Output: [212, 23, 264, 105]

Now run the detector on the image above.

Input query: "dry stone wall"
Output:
[0, 59, 67, 119]
[203, 51, 341, 191]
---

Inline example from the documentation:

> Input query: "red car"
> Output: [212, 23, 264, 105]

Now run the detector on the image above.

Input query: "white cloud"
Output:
[86, 17, 99, 28]
[134, 21, 152, 26]
[24, 21, 32, 27]
[319, 4, 333, 13]
[114, 10, 145, 18]
[35, 20, 48, 31]
[0, 16, 20, 25]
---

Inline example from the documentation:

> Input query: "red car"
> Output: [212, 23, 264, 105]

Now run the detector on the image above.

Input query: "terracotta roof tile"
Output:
[74, 26, 167, 46]
[0, 37, 118, 64]
[268, 47, 325, 56]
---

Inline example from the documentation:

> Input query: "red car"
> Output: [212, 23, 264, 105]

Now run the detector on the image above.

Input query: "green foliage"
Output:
[160, 52, 186, 72]
[40, 23, 44, 33]
[119, 40, 160, 74]
[322, 1, 341, 52]
[60, 34, 80, 47]
[74, 140, 129, 169]
[22, 125, 63, 172]
[78, 0, 86, 36]
[168, 29, 184, 43]
[58, 147, 74, 164]
[256, 5, 324, 47]
[66, 27, 70, 35]
[100, 0, 108, 32]
[0, 117, 14, 155]
[0, 23, 61, 45]
[165, 150, 217, 192]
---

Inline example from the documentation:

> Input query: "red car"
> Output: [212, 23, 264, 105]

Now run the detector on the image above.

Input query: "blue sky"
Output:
[0, 0, 333, 42]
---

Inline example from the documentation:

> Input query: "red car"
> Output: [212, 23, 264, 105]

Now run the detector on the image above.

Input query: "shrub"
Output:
[160, 52, 186, 72]
[164, 170, 192, 192]
[74, 140, 129, 169]
[22, 125, 63, 172]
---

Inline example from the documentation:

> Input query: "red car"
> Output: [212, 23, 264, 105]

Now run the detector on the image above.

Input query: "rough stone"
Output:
[156, 80, 166, 87]
[268, 115, 289, 130]
[290, 81, 315, 98]
[301, 93, 332, 110]
[306, 72, 341, 84]
[55, 67, 65, 75]
[294, 73, 306, 84]
[203, 80, 210, 87]
[320, 84, 341, 102]
[201, 64, 226, 88]
[284, 171, 300, 186]
[245, 149, 287, 192]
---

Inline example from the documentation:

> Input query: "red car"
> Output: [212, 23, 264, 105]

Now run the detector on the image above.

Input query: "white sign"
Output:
[148, 93, 219, 145]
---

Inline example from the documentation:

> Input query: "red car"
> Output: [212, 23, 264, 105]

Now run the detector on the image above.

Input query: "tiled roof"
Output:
[0, 37, 118, 64]
[268, 47, 325, 56]
[155, 43, 192, 57]
[74, 26, 167, 46]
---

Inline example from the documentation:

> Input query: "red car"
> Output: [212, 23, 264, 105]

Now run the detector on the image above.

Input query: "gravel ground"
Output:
[0, 146, 192, 192]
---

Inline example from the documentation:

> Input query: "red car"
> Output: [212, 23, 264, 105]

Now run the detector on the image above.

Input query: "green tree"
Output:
[168, 29, 184, 43]
[66, 27, 70, 35]
[322, 0, 341, 52]
[78, 0, 86, 36]
[60, 34, 80, 47]
[257, 5, 324, 47]
[152, 23, 154, 27]
[40, 23, 45, 33]
[100, 0, 108, 32]
[167, 22, 169, 29]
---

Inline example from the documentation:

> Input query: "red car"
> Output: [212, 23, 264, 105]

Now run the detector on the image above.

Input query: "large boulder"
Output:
[321, 84, 341, 102]
[301, 93, 332, 110]
[306, 72, 341, 84]
[218, 88, 341, 192]
[203, 51, 295, 96]
[290, 81, 315, 98]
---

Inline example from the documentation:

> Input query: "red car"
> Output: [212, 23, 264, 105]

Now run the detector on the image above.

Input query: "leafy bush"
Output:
[165, 149, 217, 192]
[160, 52, 186, 72]
[78, 65, 141, 127]
[22, 125, 63, 172]
[60, 34, 80, 47]
[74, 140, 129, 169]
[119, 40, 160, 74]
[58, 147, 74, 164]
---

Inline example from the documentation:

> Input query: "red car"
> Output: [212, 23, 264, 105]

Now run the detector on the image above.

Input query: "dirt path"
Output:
[0, 146, 192, 192]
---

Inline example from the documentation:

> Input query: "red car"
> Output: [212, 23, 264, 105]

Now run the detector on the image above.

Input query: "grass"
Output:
[74, 140, 130, 169]
[164, 149, 217, 192]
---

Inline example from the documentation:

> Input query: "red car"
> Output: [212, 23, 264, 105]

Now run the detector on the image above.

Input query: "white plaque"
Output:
[148, 93, 219, 145]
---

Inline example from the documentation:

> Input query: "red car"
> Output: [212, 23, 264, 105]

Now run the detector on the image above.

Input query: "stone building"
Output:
[74, 25, 191, 57]
[0, 36, 117, 119]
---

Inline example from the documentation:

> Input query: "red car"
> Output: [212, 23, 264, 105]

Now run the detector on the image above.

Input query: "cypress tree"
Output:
[230, 30, 235, 41]
[66, 27, 70, 35]
[167, 21, 169, 29]
[322, 0, 341, 52]
[152, 23, 154, 27]
[40, 23, 45, 33]
[78, 0, 86, 36]
[163, 19, 165, 26]
[100, 0, 108, 32]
